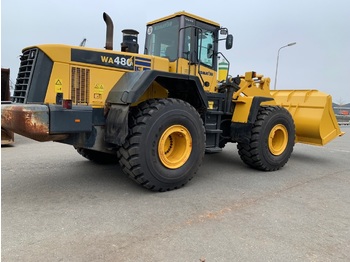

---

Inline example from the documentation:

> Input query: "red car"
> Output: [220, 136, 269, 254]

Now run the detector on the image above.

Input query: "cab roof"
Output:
[146, 11, 220, 27]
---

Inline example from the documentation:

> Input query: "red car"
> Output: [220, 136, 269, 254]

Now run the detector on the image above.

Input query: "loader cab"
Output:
[144, 11, 232, 92]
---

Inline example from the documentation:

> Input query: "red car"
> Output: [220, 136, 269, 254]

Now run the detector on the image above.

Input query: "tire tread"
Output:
[118, 98, 205, 191]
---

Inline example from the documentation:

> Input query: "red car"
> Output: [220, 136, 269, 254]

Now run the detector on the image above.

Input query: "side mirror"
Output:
[226, 34, 233, 50]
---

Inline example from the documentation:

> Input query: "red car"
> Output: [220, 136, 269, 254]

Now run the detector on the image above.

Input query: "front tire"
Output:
[237, 106, 295, 171]
[118, 98, 205, 191]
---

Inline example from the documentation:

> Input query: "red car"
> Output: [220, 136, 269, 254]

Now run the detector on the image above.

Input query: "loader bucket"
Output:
[271, 90, 344, 146]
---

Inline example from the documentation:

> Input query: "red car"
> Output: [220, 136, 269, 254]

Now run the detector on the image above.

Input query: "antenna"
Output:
[79, 38, 87, 47]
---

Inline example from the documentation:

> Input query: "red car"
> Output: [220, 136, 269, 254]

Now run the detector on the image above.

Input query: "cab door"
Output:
[195, 26, 218, 92]
[180, 19, 219, 92]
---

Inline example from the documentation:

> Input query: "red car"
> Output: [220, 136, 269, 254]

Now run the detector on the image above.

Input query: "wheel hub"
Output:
[268, 124, 288, 156]
[158, 125, 192, 169]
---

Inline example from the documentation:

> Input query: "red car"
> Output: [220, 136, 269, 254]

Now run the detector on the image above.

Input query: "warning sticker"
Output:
[55, 79, 63, 92]
[94, 84, 104, 94]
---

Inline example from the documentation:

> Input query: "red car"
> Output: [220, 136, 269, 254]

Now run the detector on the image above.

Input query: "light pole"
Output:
[274, 42, 296, 90]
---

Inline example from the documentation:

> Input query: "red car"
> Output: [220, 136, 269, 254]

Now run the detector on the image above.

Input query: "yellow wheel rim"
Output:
[268, 124, 288, 156]
[158, 125, 192, 169]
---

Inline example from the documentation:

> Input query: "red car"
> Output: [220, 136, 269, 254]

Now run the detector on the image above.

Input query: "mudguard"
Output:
[106, 70, 208, 109]
[105, 70, 208, 146]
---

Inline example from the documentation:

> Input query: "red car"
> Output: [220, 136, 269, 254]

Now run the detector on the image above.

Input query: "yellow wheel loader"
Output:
[1, 12, 344, 191]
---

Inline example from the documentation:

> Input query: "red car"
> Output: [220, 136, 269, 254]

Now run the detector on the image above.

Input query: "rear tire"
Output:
[237, 106, 295, 171]
[118, 98, 205, 191]
[76, 148, 118, 164]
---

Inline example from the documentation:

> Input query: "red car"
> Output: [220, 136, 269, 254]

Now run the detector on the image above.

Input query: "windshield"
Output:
[145, 17, 180, 61]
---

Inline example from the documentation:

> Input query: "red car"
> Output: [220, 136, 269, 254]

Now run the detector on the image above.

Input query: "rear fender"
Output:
[106, 70, 208, 109]
[105, 70, 208, 146]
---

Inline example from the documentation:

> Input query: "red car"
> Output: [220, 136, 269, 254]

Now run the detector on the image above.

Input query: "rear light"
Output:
[63, 99, 72, 109]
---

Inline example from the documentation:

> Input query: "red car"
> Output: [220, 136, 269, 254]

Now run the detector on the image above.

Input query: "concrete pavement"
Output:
[1, 128, 349, 261]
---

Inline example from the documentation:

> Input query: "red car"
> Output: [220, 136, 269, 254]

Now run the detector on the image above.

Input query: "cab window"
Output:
[198, 30, 214, 68]
[145, 18, 179, 61]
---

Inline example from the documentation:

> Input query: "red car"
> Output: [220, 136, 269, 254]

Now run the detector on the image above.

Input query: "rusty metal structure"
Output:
[1, 68, 14, 145]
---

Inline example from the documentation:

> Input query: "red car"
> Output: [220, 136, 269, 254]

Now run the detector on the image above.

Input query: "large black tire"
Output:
[76, 147, 118, 164]
[118, 98, 205, 191]
[237, 106, 295, 171]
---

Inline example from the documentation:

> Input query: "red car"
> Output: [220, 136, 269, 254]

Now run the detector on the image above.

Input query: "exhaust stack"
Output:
[103, 12, 114, 50]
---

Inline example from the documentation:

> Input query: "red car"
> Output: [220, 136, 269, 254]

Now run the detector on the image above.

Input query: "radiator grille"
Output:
[12, 48, 37, 103]
[71, 67, 90, 104]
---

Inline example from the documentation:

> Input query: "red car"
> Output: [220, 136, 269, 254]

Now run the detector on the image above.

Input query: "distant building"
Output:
[333, 103, 350, 124]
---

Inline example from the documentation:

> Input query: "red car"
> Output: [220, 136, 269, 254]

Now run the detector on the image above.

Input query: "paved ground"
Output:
[1, 128, 350, 262]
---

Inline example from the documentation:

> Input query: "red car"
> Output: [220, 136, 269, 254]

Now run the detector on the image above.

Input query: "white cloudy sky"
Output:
[1, 0, 349, 103]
